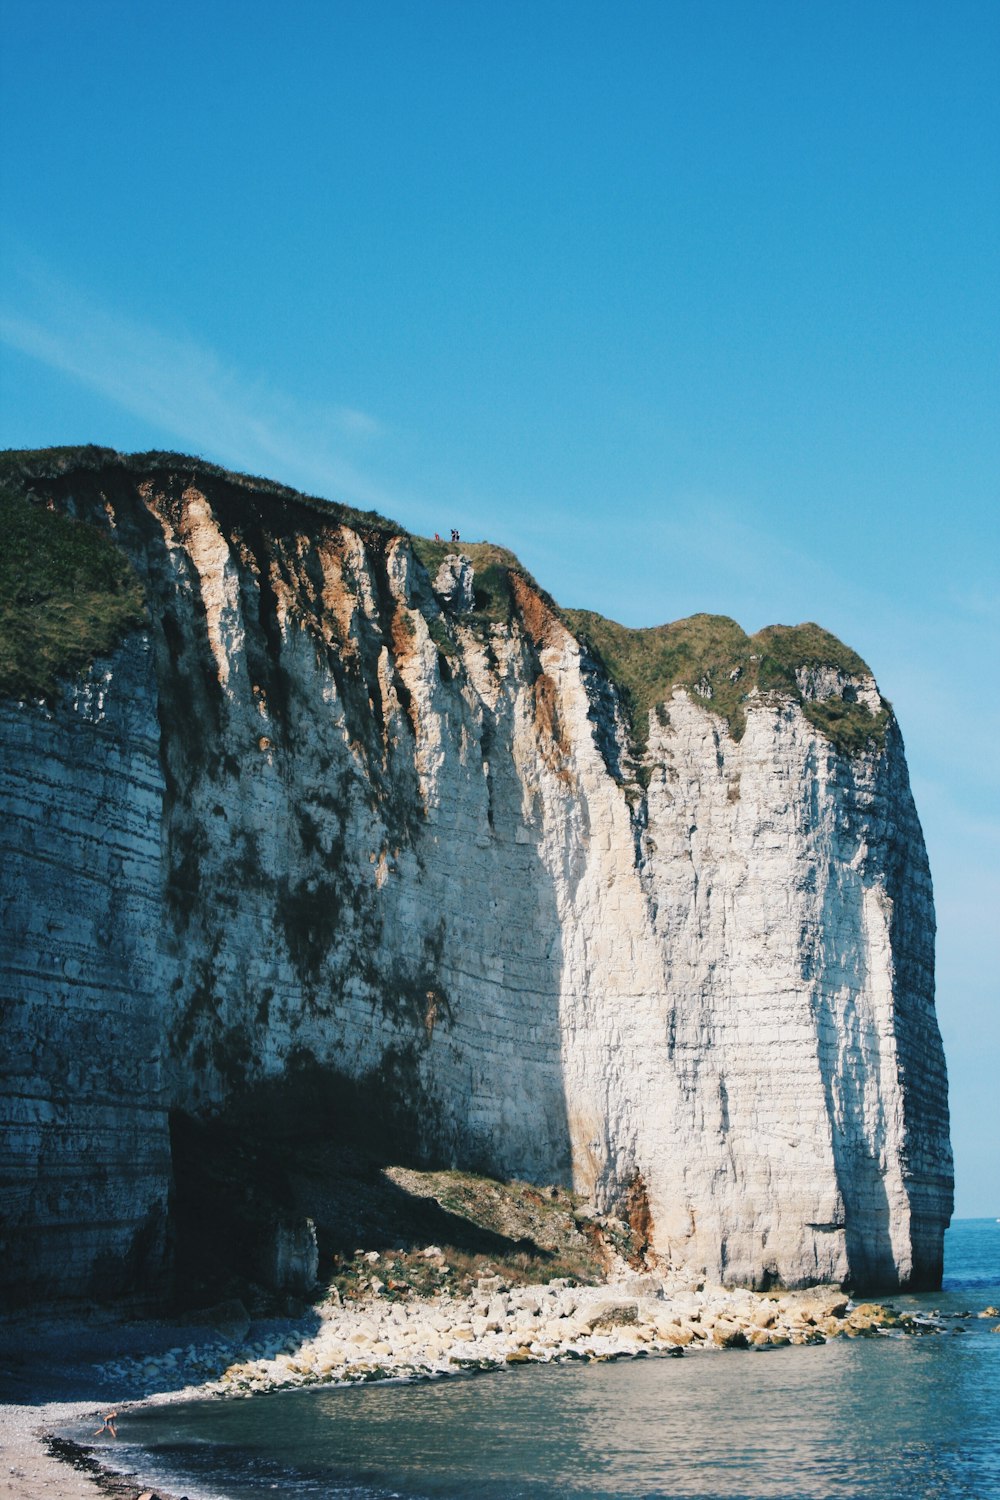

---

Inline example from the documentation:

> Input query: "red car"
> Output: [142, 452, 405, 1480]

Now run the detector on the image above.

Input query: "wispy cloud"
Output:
[333, 406, 381, 439]
[0, 264, 398, 515]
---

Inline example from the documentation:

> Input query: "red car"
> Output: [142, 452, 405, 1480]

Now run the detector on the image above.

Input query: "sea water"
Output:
[81, 1219, 1000, 1500]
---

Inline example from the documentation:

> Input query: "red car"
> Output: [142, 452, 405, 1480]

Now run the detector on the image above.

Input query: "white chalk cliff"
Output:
[0, 452, 953, 1303]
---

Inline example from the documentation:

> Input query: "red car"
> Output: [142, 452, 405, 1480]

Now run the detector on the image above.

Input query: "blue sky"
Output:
[2, 0, 997, 1215]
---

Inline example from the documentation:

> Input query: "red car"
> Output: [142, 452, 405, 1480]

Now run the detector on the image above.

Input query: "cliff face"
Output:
[0, 452, 953, 1302]
[0, 635, 171, 1298]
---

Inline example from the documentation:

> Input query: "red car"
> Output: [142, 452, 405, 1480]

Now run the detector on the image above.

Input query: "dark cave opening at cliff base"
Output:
[165, 1063, 565, 1314]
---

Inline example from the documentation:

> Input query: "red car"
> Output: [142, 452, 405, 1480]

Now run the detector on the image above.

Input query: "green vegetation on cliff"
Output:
[411, 517, 888, 759]
[0, 444, 405, 703]
[563, 609, 890, 756]
[0, 446, 889, 755]
[410, 535, 554, 627]
[0, 479, 146, 700]
[0, 443, 406, 540]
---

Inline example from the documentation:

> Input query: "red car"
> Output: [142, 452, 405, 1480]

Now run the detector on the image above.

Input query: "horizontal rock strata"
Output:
[0, 451, 953, 1302]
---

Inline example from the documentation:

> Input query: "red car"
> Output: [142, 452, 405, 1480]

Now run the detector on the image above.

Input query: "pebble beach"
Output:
[6, 1268, 981, 1500]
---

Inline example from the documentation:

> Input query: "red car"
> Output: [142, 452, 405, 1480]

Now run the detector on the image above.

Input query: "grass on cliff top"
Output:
[410, 535, 553, 626]
[0, 480, 146, 701]
[0, 446, 550, 694]
[410, 533, 887, 756]
[1, 447, 888, 754]
[0, 443, 407, 541]
[1, 445, 536, 618]
[563, 608, 889, 756]
[0, 444, 415, 701]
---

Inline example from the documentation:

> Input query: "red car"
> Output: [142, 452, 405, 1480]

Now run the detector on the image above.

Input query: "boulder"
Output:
[846, 1302, 900, 1332]
[581, 1300, 638, 1332]
[251, 1219, 319, 1296]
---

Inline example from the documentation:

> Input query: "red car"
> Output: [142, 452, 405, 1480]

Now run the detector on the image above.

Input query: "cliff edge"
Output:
[0, 448, 953, 1304]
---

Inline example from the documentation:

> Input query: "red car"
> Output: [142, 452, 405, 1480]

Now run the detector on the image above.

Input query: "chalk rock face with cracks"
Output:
[0, 450, 953, 1304]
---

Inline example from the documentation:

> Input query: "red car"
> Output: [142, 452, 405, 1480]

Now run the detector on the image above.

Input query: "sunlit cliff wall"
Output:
[0, 452, 953, 1302]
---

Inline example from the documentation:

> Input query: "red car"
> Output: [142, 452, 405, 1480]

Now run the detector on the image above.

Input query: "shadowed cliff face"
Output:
[0, 451, 953, 1303]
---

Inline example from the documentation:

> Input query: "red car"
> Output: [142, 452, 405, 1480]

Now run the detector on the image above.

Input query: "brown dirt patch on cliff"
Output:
[511, 571, 562, 649]
[621, 1171, 655, 1268]
[532, 671, 574, 779]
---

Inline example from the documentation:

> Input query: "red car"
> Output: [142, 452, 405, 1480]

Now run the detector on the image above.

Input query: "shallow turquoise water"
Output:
[86, 1219, 1000, 1499]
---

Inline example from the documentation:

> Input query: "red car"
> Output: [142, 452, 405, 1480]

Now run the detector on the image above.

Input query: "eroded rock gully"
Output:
[0, 452, 953, 1306]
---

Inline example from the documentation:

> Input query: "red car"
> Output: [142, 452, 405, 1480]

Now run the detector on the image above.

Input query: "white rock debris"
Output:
[92, 1277, 943, 1404]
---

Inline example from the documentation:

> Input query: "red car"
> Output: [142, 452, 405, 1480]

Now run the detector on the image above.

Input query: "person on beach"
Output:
[93, 1411, 118, 1438]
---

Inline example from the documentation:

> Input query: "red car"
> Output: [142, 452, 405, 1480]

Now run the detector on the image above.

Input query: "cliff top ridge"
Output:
[1, 445, 889, 753]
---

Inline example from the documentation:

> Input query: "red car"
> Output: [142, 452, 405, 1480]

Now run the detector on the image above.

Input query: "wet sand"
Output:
[0, 1401, 186, 1500]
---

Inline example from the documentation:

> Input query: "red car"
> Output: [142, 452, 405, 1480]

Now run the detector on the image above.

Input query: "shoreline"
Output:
[4, 1272, 969, 1500]
[0, 1401, 188, 1500]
